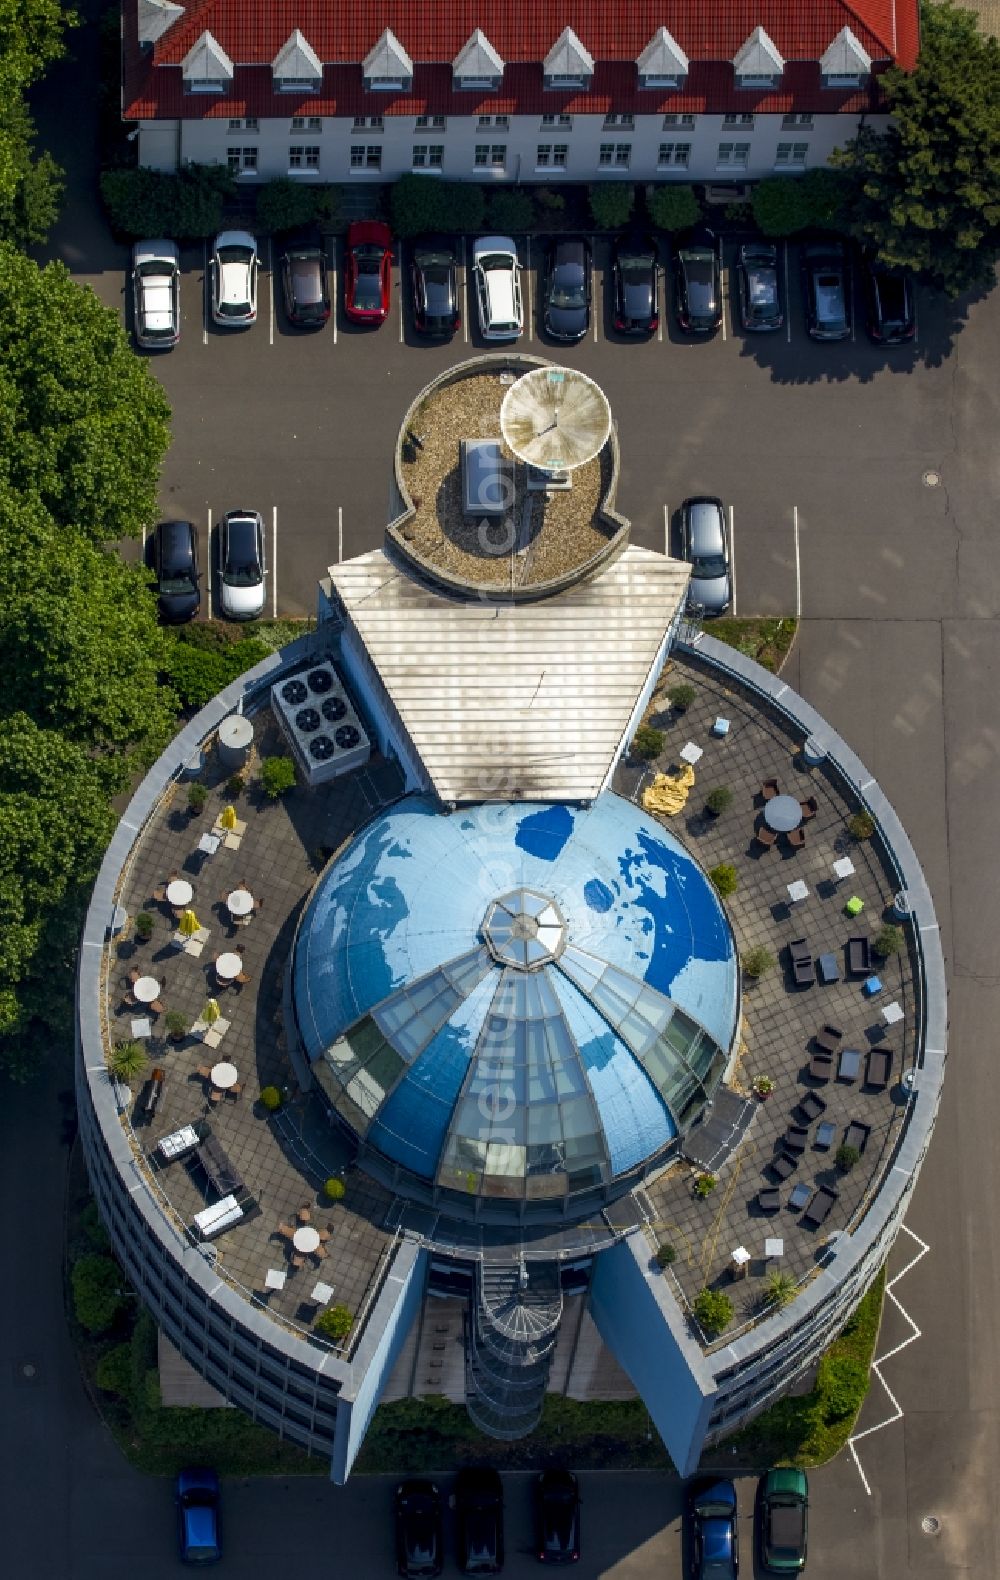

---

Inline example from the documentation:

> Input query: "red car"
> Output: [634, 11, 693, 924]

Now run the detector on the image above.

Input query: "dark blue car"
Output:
[176, 1467, 221, 1565]
[689, 1478, 738, 1580]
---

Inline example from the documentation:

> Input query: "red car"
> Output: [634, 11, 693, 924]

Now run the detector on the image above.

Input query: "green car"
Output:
[758, 1468, 808, 1572]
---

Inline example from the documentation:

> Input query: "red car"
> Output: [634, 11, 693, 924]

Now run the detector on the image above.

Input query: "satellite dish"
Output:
[500, 366, 612, 473]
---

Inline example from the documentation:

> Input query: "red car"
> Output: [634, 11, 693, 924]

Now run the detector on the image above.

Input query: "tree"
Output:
[632, 724, 664, 760]
[0, 99, 65, 246]
[261, 756, 297, 799]
[71, 1253, 126, 1334]
[647, 184, 701, 232]
[0, 246, 171, 543]
[832, 1, 1000, 294]
[390, 174, 484, 238]
[589, 183, 634, 229]
[0, 0, 75, 246]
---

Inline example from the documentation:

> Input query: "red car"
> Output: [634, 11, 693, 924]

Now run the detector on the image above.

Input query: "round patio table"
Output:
[215, 952, 242, 982]
[293, 1226, 320, 1255]
[226, 888, 253, 918]
[210, 1061, 238, 1090]
[133, 976, 160, 1004]
[166, 878, 193, 907]
[764, 794, 803, 833]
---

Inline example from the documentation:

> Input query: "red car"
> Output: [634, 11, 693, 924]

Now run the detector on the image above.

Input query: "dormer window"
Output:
[636, 27, 689, 93]
[732, 27, 784, 92]
[543, 28, 594, 94]
[181, 30, 233, 96]
[138, 0, 184, 48]
[363, 29, 413, 94]
[273, 31, 323, 95]
[453, 29, 504, 93]
[820, 27, 872, 91]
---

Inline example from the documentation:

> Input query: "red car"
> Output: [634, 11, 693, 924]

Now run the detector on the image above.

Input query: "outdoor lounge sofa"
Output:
[781, 1125, 810, 1156]
[814, 1024, 843, 1055]
[757, 1188, 781, 1214]
[788, 938, 815, 987]
[769, 1152, 799, 1181]
[809, 1052, 834, 1082]
[797, 1092, 827, 1123]
[847, 935, 873, 976]
[843, 1120, 871, 1154]
[802, 1186, 838, 1228]
[865, 1046, 892, 1089]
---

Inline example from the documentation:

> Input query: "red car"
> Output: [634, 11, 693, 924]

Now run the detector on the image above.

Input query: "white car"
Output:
[472, 235, 523, 341]
[219, 510, 266, 618]
[210, 229, 258, 327]
[131, 239, 180, 348]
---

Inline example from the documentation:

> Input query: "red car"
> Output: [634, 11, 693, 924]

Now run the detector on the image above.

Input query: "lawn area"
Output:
[709, 617, 797, 673]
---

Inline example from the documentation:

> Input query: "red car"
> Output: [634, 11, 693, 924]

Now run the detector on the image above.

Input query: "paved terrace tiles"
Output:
[613, 652, 916, 1334]
[107, 709, 406, 1337]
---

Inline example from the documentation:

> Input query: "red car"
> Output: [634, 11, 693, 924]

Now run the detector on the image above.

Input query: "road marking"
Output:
[203, 241, 208, 345]
[206, 508, 213, 612]
[719, 235, 726, 342]
[141, 525, 146, 555]
[461, 236, 468, 344]
[271, 505, 277, 618]
[398, 244, 404, 342]
[338, 505, 343, 564]
[729, 504, 736, 615]
[657, 268, 664, 341]
[848, 1224, 931, 1496]
[330, 244, 337, 344]
[784, 242, 791, 344]
[525, 235, 533, 342]
[268, 238, 274, 346]
[663, 503, 670, 556]
[793, 504, 801, 623]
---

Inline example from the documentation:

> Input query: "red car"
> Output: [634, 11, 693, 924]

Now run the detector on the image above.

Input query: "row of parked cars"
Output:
[132, 224, 915, 351]
[151, 512, 266, 623]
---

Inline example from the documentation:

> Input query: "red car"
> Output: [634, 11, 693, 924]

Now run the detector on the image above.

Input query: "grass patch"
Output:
[709, 617, 797, 674]
[717, 1269, 885, 1468]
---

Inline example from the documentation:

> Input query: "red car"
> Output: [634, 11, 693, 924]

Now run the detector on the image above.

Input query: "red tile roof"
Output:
[125, 2, 920, 122]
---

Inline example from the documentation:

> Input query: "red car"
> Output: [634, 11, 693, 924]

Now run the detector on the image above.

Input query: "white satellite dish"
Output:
[500, 366, 612, 473]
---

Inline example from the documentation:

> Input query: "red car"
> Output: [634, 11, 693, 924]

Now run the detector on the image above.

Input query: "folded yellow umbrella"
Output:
[178, 908, 201, 937]
[202, 998, 221, 1025]
[219, 804, 238, 831]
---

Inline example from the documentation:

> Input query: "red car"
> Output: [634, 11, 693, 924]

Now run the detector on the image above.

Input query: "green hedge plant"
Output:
[742, 945, 775, 979]
[390, 174, 485, 238]
[654, 1242, 677, 1268]
[667, 682, 696, 711]
[486, 189, 535, 232]
[109, 1040, 147, 1080]
[259, 1085, 283, 1111]
[323, 1177, 346, 1202]
[99, 164, 235, 240]
[705, 786, 733, 816]
[647, 184, 701, 232]
[315, 1303, 354, 1343]
[848, 810, 875, 841]
[693, 1287, 733, 1339]
[873, 924, 904, 959]
[134, 911, 154, 941]
[709, 864, 738, 898]
[589, 182, 634, 229]
[255, 177, 340, 234]
[261, 755, 297, 799]
[72, 1254, 127, 1334]
[632, 724, 664, 761]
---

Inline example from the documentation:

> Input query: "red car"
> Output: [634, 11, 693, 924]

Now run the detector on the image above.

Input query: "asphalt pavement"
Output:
[10, 0, 1000, 1573]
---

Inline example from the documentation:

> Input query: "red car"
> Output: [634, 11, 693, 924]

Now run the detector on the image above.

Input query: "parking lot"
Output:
[133, 229, 963, 623]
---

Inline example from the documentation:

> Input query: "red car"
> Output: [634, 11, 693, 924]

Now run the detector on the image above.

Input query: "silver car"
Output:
[210, 229, 258, 327]
[218, 509, 266, 619]
[131, 239, 180, 348]
[680, 496, 731, 615]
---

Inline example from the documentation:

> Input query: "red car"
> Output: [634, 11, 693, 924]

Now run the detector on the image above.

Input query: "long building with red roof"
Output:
[126, 1, 920, 191]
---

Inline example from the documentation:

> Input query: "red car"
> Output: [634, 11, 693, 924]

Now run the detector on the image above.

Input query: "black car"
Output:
[863, 257, 915, 344]
[612, 232, 658, 335]
[736, 243, 783, 332]
[542, 237, 592, 341]
[153, 519, 200, 624]
[802, 241, 851, 341]
[280, 234, 330, 327]
[673, 226, 722, 333]
[688, 1478, 739, 1580]
[456, 1467, 504, 1574]
[395, 1479, 443, 1579]
[411, 235, 460, 336]
[535, 1468, 580, 1564]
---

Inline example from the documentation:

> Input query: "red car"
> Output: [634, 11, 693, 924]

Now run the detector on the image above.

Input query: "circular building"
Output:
[292, 795, 739, 1219]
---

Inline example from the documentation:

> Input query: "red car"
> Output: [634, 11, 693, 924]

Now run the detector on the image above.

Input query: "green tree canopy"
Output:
[833, 0, 1000, 294]
[0, 0, 75, 245]
[0, 244, 171, 541]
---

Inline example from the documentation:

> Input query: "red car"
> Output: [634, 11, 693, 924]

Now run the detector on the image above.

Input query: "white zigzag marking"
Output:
[847, 1222, 930, 1496]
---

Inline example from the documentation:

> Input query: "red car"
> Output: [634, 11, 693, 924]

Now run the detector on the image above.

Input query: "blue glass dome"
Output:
[292, 793, 738, 1212]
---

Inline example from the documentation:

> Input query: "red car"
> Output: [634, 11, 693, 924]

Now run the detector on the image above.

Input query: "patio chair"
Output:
[148, 998, 164, 1016]
[317, 1228, 332, 1243]
[752, 825, 778, 853]
[313, 1245, 329, 1262]
[128, 966, 141, 985]
[799, 796, 819, 821]
[761, 778, 780, 800]
[846, 935, 873, 976]
[865, 1046, 892, 1090]
[808, 1053, 833, 1082]
[234, 970, 251, 986]
[297, 1205, 312, 1223]
[843, 1120, 871, 1155]
[814, 1024, 843, 1055]
[802, 1186, 838, 1229]
[769, 1152, 798, 1181]
[196, 1065, 213, 1081]
[225, 1082, 243, 1101]
[792, 953, 815, 988]
[209, 1087, 223, 1105]
[253, 897, 264, 913]
[781, 1125, 809, 1156]
[785, 826, 806, 850]
[757, 1188, 781, 1214]
[276, 1223, 296, 1241]
[290, 1254, 305, 1270]
[797, 1092, 827, 1124]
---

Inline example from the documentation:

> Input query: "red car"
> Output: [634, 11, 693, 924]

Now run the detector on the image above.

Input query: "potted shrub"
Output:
[315, 1303, 354, 1343]
[654, 1242, 677, 1269]
[163, 1010, 187, 1042]
[261, 755, 297, 800]
[765, 1271, 797, 1309]
[694, 1173, 717, 1199]
[752, 1075, 774, 1100]
[709, 863, 738, 898]
[632, 724, 665, 761]
[134, 911, 154, 942]
[848, 810, 875, 841]
[836, 1144, 860, 1174]
[323, 1177, 346, 1202]
[108, 1040, 147, 1081]
[259, 1085, 283, 1112]
[693, 1287, 733, 1339]
[705, 786, 733, 817]
[742, 946, 776, 980]
[187, 782, 208, 816]
[873, 923, 904, 959]
[225, 773, 245, 798]
[667, 682, 696, 713]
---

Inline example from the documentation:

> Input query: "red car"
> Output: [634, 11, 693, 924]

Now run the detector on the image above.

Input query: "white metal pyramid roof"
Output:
[544, 26, 595, 78]
[363, 27, 414, 82]
[181, 29, 233, 82]
[453, 28, 504, 79]
[273, 28, 323, 82]
[327, 546, 690, 805]
[636, 27, 689, 80]
[138, 0, 184, 46]
[732, 25, 784, 78]
[820, 26, 872, 77]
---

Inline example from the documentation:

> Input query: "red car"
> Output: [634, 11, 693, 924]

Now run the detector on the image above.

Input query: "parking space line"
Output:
[141, 525, 146, 555]
[272, 506, 277, 618]
[330, 243, 337, 345]
[850, 266, 857, 342]
[912, 291, 919, 346]
[783, 243, 791, 344]
[203, 242, 208, 345]
[461, 236, 468, 344]
[793, 504, 801, 623]
[206, 508, 213, 612]
[729, 505, 736, 615]
[338, 505, 343, 564]
[398, 243, 404, 342]
[268, 238, 274, 346]
[657, 269, 664, 341]
[718, 235, 726, 343]
[526, 235, 533, 342]
[663, 504, 669, 556]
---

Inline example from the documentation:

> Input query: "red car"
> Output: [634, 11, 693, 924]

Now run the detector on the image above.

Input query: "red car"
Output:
[344, 220, 392, 325]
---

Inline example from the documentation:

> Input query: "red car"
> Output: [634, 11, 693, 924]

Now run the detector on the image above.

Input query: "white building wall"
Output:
[147, 111, 882, 183]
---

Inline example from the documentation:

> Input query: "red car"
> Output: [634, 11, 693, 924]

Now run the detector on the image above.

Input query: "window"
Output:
[412, 144, 444, 168]
[352, 116, 384, 132]
[226, 146, 258, 172]
[541, 113, 572, 128]
[774, 142, 808, 167]
[723, 112, 755, 127]
[291, 116, 322, 132]
[455, 75, 500, 92]
[288, 145, 320, 169]
[737, 74, 779, 90]
[415, 114, 446, 129]
[603, 112, 634, 129]
[546, 73, 587, 89]
[599, 143, 631, 168]
[782, 112, 813, 129]
[663, 113, 695, 128]
[277, 76, 318, 94]
[716, 141, 750, 168]
[350, 145, 382, 170]
[535, 144, 568, 168]
[657, 142, 691, 168]
[228, 117, 258, 131]
[822, 73, 862, 90]
[474, 144, 506, 168]
[640, 74, 681, 90]
[477, 115, 509, 130]
[187, 78, 224, 95]
[367, 76, 405, 92]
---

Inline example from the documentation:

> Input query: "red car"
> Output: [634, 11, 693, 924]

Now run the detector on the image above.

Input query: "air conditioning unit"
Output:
[270, 660, 370, 787]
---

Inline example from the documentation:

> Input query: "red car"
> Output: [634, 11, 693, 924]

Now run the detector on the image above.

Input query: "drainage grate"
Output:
[922, 470, 941, 487]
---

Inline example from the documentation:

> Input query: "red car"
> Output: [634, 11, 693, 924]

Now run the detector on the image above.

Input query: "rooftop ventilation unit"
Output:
[270, 660, 370, 786]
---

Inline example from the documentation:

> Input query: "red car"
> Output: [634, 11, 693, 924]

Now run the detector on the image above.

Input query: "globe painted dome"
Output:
[292, 792, 738, 1213]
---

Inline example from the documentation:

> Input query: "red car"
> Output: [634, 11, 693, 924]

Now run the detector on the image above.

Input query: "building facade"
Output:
[126, 1, 920, 183]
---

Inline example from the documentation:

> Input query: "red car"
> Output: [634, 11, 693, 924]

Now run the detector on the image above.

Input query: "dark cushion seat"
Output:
[802, 1185, 838, 1228]
[865, 1047, 892, 1089]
